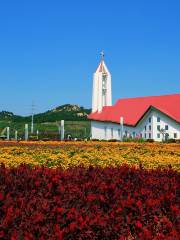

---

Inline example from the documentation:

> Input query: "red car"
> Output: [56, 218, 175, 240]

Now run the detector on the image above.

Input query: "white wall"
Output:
[91, 108, 180, 141]
[151, 109, 180, 141]
[92, 61, 112, 113]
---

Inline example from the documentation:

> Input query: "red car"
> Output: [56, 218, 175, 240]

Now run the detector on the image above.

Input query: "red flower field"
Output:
[0, 164, 179, 239]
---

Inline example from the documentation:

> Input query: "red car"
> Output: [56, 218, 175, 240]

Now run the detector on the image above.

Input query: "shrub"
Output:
[99, 139, 108, 142]
[137, 138, 145, 143]
[122, 137, 145, 143]
[122, 137, 132, 142]
[108, 139, 117, 142]
[146, 139, 154, 143]
[165, 138, 176, 143]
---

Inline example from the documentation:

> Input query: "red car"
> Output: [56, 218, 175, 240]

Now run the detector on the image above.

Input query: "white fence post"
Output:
[7, 127, 10, 141]
[15, 130, 18, 141]
[61, 120, 64, 141]
[120, 117, 124, 141]
[25, 124, 28, 141]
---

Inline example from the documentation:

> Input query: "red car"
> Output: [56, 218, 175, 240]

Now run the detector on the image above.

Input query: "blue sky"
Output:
[0, 0, 180, 115]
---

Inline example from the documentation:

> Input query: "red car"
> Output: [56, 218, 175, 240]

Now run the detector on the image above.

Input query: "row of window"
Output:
[148, 116, 161, 123]
[104, 127, 178, 139]
[145, 125, 151, 131]
[145, 124, 169, 132]
[157, 125, 168, 131]
[157, 133, 177, 138]
[144, 133, 151, 139]
[135, 132, 177, 139]
[106, 128, 151, 139]
[105, 128, 129, 139]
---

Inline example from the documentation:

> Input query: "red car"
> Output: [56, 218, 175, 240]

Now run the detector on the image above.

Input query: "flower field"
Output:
[0, 165, 179, 239]
[0, 141, 179, 170]
[0, 141, 179, 239]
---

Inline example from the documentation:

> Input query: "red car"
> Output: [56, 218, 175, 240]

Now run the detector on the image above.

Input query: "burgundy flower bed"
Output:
[0, 164, 179, 240]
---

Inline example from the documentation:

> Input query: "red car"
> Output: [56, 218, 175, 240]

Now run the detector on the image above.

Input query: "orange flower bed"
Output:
[0, 141, 179, 170]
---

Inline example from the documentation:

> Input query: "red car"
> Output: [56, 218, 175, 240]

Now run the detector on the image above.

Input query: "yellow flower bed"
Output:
[0, 141, 179, 170]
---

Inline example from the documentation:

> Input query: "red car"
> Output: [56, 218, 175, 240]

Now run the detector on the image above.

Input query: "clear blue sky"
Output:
[0, 0, 180, 115]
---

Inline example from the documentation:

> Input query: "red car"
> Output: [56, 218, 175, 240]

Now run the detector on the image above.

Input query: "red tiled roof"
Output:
[88, 94, 180, 126]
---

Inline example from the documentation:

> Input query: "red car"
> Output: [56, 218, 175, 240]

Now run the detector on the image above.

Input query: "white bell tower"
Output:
[92, 52, 112, 112]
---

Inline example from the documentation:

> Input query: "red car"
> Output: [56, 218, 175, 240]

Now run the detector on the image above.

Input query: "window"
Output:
[144, 133, 146, 139]
[149, 117, 151, 123]
[157, 125, 160, 131]
[125, 131, 128, 137]
[165, 125, 168, 130]
[133, 132, 136, 138]
[104, 127, 107, 139]
[118, 129, 121, 139]
[140, 133, 142, 138]
[111, 128, 113, 139]
[174, 133, 177, 139]
[102, 75, 107, 89]
[144, 126, 146, 131]
[165, 133, 169, 140]
[157, 117, 160, 122]
[149, 133, 151, 139]
[149, 125, 151, 131]
[157, 133, 160, 138]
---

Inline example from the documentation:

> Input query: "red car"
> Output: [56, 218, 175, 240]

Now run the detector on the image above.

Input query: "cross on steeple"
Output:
[100, 51, 104, 61]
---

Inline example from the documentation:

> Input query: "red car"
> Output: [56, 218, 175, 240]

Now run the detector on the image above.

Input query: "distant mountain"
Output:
[30, 104, 91, 123]
[0, 111, 14, 120]
[0, 111, 23, 121]
[0, 104, 91, 123]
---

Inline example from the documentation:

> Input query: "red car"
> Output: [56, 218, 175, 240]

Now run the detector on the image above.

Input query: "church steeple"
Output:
[92, 52, 112, 113]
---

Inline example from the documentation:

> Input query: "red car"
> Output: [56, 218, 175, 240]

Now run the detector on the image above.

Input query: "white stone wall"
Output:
[91, 109, 180, 141]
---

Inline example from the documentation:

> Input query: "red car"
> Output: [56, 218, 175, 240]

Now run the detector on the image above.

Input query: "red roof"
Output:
[88, 94, 180, 126]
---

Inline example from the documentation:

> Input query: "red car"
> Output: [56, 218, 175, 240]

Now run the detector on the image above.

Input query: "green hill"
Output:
[0, 104, 91, 123]
[0, 105, 91, 139]
[0, 111, 20, 121]
[14, 104, 91, 123]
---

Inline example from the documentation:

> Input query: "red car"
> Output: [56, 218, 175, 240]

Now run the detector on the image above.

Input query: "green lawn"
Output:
[0, 120, 91, 140]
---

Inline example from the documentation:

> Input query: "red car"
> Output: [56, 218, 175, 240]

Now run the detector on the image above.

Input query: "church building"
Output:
[88, 54, 180, 141]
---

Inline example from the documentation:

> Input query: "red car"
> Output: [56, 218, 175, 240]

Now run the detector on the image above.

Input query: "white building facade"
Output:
[88, 55, 180, 141]
[91, 108, 180, 141]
